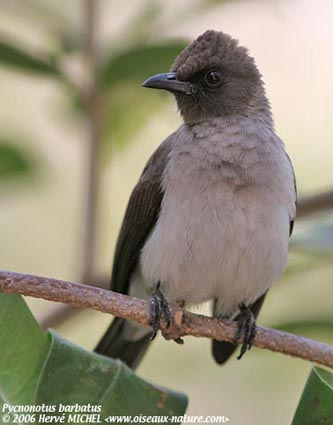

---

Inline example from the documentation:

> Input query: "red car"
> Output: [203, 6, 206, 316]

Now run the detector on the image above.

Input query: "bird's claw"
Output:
[149, 282, 171, 340]
[235, 303, 257, 360]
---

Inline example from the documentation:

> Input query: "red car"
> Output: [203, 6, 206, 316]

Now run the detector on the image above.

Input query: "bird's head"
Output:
[143, 30, 270, 125]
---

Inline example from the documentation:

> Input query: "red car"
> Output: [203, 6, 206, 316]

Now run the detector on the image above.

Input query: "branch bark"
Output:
[0, 270, 332, 369]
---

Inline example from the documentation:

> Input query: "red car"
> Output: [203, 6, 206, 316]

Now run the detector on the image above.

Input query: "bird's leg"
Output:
[235, 303, 257, 360]
[158, 298, 185, 345]
[148, 281, 171, 340]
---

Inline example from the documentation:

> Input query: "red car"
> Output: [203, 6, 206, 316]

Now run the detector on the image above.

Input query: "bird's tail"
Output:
[94, 317, 151, 370]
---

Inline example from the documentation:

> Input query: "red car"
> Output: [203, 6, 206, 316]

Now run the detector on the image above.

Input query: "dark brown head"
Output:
[143, 30, 271, 124]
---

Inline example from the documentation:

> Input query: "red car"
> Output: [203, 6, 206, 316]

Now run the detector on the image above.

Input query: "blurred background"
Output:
[0, 0, 332, 423]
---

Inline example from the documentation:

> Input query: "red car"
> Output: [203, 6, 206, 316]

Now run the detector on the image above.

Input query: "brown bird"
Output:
[95, 30, 296, 369]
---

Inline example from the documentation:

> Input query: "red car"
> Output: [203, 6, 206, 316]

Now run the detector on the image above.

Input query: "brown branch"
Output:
[0, 270, 332, 369]
[297, 189, 333, 218]
[40, 275, 109, 330]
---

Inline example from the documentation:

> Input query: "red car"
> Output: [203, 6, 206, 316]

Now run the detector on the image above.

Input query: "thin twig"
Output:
[80, 0, 102, 283]
[297, 189, 333, 218]
[1, 270, 332, 369]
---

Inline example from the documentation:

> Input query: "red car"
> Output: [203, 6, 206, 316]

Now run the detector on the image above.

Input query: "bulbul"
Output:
[95, 30, 296, 369]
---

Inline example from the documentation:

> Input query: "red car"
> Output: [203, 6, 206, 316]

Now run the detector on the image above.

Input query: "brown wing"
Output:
[111, 134, 175, 295]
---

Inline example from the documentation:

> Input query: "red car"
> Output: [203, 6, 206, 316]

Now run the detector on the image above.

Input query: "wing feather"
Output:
[111, 135, 175, 294]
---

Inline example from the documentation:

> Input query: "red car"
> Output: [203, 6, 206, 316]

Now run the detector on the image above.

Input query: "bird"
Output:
[95, 30, 296, 370]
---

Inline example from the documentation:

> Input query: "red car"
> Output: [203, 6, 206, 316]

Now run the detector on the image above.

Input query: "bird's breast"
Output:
[138, 129, 294, 316]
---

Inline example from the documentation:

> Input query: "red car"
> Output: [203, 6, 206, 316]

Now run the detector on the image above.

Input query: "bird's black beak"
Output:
[142, 72, 192, 95]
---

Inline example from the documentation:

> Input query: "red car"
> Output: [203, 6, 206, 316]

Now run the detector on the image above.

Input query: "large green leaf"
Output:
[292, 367, 333, 425]
[37, 331, 187, 419]
[0, 294, 49, 405]
[0, 142, 35, 181]
[0, 40, 59, 76]
[101, 41, 187, 87]
[0, 294, 187, 422]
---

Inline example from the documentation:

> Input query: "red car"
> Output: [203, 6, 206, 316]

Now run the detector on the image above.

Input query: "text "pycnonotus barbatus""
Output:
[95, 30, 296, 369]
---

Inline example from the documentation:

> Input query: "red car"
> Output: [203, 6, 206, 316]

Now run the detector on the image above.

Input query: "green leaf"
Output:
[37, 331, 187, 418]
[68, 82, 167, 151]
[0, 142, 35, 180]
[292, 367, 333, 425]
[69, 41, 188, 150]
[101, 41, 188, 87]
[0, 294, 188, 420]
[0, 40, 59, 76]
[103, 83, 167, 150]
[0, 294, 50, 405]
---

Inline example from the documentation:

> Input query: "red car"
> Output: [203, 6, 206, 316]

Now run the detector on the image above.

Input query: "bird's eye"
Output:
[204, 70, 222, 88]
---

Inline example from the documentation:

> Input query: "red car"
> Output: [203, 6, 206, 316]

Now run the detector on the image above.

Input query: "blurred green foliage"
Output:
[274, 318, 333, 337]
[0, 2, 189, 158]
[103, 84, 166, 150]
[101, 42, 187, 149]
[0, 40, 59, 76]
[0, 0, 257, 163]
[101, 42, 187, 87]
[0, 141, 36, 181]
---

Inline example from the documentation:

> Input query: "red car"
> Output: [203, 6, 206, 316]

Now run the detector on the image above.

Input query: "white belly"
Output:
[138, 180, 290, 317]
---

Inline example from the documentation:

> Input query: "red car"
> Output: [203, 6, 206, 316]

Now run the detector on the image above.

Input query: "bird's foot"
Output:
[148, 282, 171, 340]
[173, 337, 184, 345]
[235, 303, 257, 360]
